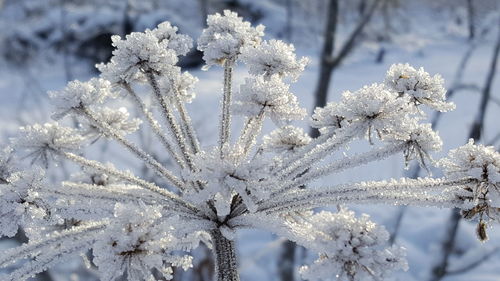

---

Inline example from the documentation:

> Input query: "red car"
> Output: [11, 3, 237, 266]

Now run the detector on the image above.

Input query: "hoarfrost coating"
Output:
[1, 9, 499, 281]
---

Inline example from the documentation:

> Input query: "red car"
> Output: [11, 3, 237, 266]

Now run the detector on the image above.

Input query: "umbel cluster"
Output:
[0, 10, 499, 281]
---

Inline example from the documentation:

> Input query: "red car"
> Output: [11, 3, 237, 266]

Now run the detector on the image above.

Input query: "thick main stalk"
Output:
[211, 229, 240, 281]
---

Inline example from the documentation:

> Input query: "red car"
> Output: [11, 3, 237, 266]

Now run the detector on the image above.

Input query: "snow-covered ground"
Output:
[0, 1, 499, 281]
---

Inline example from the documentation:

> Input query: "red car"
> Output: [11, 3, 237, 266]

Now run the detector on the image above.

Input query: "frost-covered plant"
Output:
[1, 10, 499, 281]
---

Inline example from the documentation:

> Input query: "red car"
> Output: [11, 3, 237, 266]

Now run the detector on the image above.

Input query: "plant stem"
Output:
[220, 59, 234, 157]
[211, 229, 239, 281]
[147, 72, 195, 170]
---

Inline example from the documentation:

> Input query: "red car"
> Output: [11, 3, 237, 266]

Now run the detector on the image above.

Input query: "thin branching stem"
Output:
[0, 222, 107, 268]
[147, 72, 196, 170]
[261, 191, 464, 215]
[61, 152, 198, 214]
[123, 83, 186, 169]
[278, 142, 408, 193]
[219, 58, 235, 157]
[78, 106, 187, 192]
[259, 178, 472, 214]
[237, 109, 265, 158]
[278, 125, 364, 180]
[278, 129, 334, 168]
[3, 242, 96, 281]
[170, 80, 201, 154]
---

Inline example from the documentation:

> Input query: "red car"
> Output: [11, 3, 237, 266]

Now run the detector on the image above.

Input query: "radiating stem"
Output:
[79, 106, 186, 191]
[278, 142, 407, 193]
[147, 72, 196, 170]
[278, 125, 363, 180]
[220, 59, 235, 158]
[171, 82, 201, 154]
[123, 83, 186, 169]
[236, 109, 265, 158]
[61, 152, 199, 214]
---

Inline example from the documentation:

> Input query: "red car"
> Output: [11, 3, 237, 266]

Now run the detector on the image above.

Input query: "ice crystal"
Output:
[188, 147, 271, 216]
[336, 83, 415, 142]
[159, 70, 198, 103]
[310, 102, 346, 134]
[147, 21, 193, 57]
[0, 11, 497, 281]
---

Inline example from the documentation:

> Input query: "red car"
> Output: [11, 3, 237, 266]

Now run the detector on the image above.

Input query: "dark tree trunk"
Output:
[310, 0, 381, 137]
[310, 0, 339, 138]
[278, 240, 297, 281]
[200, 0, 209, 26]
[466, 0, 475, 41]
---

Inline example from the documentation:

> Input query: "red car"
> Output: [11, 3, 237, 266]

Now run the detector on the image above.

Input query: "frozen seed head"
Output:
[0, 167, 47, 238]
[338, 83, 415, 142]
[241, 39, 309, 81]
[197, 10, 264, 67]
[385, 63, 455, 112]
[97, 31, 179, 84]
[82, 107, 142, 138]
[263, 125, 311, 153]
[311, 102, 346, 135]
[233, 75, 306, 125]
[400, 123, 442, 172]
[146, 21, 193, 57]
[439, 140, 500, 224]
[12, 123, 85, 167]
[49, 78, 115, 119]
[93, 203, 193, 281]
[299, 209, 408, 281]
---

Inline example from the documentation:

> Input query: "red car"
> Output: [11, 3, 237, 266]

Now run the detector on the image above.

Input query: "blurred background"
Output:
[0, 0, 499, 280]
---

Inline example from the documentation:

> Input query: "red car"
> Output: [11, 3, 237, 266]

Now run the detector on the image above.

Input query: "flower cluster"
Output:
[298, 209, 408, 281]
[82, 107, 142, 138]
[263, 125, 312, 153]
[159, 71, 199, 103]
[188, 147, 271, 215]
[197, 10, 264, 67]
[13, 123, 84, 167]
[93, 203, 193, 281]
[241, 39, 309, 81]
[97, 22, 192, 84]
[385, 63, 455, 112]
[309, 65, 450, 172]
[49, 78, 115, 119]
[233, 75, 306, 124]
[0, 167, 47, 238]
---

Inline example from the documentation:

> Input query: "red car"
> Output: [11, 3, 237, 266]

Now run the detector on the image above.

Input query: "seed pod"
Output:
[476, 220, 488, 242]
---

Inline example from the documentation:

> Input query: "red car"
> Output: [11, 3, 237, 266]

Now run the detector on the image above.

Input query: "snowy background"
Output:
[0, 0, 499, 280]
